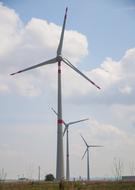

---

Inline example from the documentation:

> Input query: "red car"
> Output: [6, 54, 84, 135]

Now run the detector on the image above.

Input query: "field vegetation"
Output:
[0, 180, 135, 190]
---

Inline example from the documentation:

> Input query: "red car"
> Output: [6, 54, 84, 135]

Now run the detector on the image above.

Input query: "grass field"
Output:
[0, 180, 135, 190]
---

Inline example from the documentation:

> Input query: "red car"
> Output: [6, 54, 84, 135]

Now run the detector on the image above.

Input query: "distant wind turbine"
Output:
[10, 7, 100, 180]
[52, 107, 89, 181]
[80, 134, 103, 181]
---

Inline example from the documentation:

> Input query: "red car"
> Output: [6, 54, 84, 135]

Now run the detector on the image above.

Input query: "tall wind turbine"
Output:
[80, 134, 102, 181]
[52, 108, 89, 181]
[10, 7, 100, 180]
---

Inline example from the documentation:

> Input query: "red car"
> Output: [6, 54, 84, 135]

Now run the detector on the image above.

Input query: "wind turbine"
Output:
[10, 7, 100, 180]
[80, 134, 102, 181]
[52, 108, 89, 181]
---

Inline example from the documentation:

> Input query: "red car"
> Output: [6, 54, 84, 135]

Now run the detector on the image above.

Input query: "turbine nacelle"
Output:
[57, 55, 63, 62]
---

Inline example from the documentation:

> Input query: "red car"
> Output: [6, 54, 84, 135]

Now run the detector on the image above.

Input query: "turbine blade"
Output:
[63, 125, 68, 136]
[57, 7, 68, 56]
[68, 118, 89, 126]
[80, 134, 88, 147]
[10, 57, 57, 75]
[51, 107, 58, 116]
[51, 107, 66, 126]
[82, 148, 87, 160]
[89, 145, 103, 147]
[62, 57, 101, 90]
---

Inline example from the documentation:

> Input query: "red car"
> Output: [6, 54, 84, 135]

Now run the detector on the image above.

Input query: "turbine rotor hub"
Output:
[57, 55, 63, 62]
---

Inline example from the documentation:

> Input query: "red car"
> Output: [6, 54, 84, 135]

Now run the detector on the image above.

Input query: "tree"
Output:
[45, 174, 55, 181]
[129, 161, 135, 176]
[112, 157, 124, 180]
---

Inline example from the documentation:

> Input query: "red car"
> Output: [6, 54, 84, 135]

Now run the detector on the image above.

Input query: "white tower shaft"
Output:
[87, 149, 90, 181]
[66, 128, 70, 180]
[56, 61, 64, 180]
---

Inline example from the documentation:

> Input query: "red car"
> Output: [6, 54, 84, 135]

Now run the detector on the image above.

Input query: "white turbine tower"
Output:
[52, 108, 89, 181]
[10, 8, 100, 180]
[81, 134, 102, 181]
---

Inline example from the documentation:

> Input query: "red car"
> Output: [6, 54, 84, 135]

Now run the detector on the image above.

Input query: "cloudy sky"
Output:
[0, 0, 135, 180]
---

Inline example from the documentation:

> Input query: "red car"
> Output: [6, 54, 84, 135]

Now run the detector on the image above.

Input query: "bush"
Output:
[45, 174, 55, 181]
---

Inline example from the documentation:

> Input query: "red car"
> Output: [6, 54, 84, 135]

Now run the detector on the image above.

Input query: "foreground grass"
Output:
[0, 181, 58, 190]
[0, 180, 135, 190]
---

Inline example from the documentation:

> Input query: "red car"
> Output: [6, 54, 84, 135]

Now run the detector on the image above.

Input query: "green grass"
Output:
[0, 180, 135, 190]
[0, 181, 59, 190]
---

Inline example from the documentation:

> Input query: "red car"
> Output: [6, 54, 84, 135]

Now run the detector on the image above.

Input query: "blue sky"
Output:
[0, 0, 135, 180]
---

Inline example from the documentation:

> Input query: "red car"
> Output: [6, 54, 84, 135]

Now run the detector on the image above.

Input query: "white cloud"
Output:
[0, 84, 9, 93]
[0, 4, 88, 97]
[0, 3, 22, 57]
[111, 104, 135, 126]
[119, 85, 132, 94]
[65, 47, 135, 106]
[1, 3, 135, 104]
[78, 118, 135, 147]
